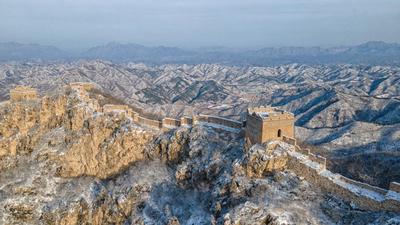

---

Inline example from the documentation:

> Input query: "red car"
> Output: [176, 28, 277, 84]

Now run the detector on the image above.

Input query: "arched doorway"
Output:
[277, 129, 282, 138]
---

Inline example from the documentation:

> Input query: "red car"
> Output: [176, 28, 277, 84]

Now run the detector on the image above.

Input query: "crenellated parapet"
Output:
[278, 136, 400, 212]
[10, 86, 38, 102]
[193, 114, 243, 129]
[247, 106, 294, 121]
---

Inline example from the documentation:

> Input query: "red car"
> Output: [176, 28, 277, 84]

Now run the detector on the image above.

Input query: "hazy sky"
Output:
[0, 0, 399, 51]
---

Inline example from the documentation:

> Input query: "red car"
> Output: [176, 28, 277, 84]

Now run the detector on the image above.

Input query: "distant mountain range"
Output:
[0, 42, 70, 61]
[0, 41, 399, 65]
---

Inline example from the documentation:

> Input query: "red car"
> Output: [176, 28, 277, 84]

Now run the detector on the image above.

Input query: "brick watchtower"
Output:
[245, 106, 295, 145]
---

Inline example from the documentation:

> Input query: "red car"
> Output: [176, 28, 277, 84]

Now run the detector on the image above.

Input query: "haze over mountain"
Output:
[0, 42, 70, 61]
[1, 41, 399, 65]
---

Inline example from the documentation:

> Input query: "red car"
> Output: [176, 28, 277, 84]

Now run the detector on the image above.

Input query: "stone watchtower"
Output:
[245, 106, 295, 145]
[10, 86, 38, 102]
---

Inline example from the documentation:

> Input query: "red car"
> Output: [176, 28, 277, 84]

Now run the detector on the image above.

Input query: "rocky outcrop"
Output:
[1, 85, 399, 224]
[0, 93, 68, 158]
[57, 114, 154, 178]
[0, 86, 155, 179]
[150, 128, 191, 165]
[0, 86, 162, 224]
[222, 202, 278, 225]
[243, 142, 289, 178]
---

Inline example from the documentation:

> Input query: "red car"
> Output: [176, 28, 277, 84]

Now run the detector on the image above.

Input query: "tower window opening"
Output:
[277, 129, 282, 137]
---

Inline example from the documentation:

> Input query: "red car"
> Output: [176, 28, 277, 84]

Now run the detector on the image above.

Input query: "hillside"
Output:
[0, 84, 398, 224]
[1, 61, 399, 189]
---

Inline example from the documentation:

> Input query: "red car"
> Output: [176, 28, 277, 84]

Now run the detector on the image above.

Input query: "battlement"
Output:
[10, 86, 38, 102]
[248, 106, 294, 121]
[284, 143, 400, 212]
[246, 106, 295, 145]
[194, 115, 243, 129]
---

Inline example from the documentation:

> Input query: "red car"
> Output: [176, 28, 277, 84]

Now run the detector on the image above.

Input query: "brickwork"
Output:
[279, 119, 400, 212]
[245, 106, 295, 145]
[287, 150, 400, 212]
[137, 116, 162, 129]
[10, 86, 38, 102]
[194, 115, 243, 129]
[163, 118, 181, 128]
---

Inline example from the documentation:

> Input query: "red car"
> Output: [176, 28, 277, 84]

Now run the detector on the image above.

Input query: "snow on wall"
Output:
[286, 149, 400, 212]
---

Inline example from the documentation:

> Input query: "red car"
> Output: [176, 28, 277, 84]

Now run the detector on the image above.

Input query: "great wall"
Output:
[6, 82, 400, 212]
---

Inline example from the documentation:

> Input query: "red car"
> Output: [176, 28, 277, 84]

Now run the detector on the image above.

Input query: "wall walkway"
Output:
[281, 136, 400, 212]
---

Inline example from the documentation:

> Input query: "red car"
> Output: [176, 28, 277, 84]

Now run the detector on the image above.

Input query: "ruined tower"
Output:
[9, 86, 38, 102]
[245, 106, 295, 145]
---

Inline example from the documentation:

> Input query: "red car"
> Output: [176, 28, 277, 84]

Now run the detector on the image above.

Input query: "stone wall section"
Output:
[10, 86, 38, 102]
[280, 145, 399, 212]
[337, 174, 387, 195]
[137, 116, 162, 129]
[100, 104, 244, 131]
[390, 182, 400, 193]
[308, 153, 327, 170]
[162, 118, 181, 128]
[193, 115, 243, 129]
[279, 134, 400, 212]
[245, 113, 263, 144]
[287, 151, 400, 212]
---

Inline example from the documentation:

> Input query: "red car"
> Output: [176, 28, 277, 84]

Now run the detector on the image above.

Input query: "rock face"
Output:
[0, 87, 399, 224]
[0, 86, 156, 179]
[57, 113, 153, 178]
[243, 142, 289, 178]
[0, 94, 66, 157]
